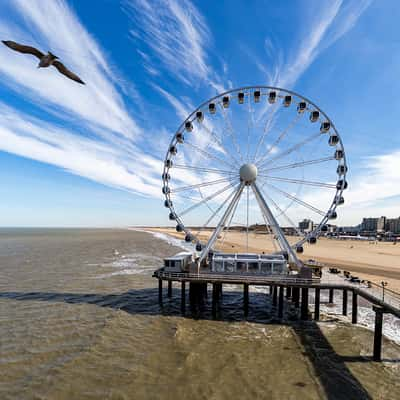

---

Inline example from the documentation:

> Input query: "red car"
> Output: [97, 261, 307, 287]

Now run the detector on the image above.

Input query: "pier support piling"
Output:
[212, 283, 218, 318]
[243, 284, 249, 317]
[158, 279, 163, 304]
[272, 286, 278, 307]
[286, 286, 292, 299]
[278, 286, 284, 318]
[181, 281, 186, 312]
[352, 290, 358, 324]
[329, 288, 334, 304]
[373, 305, 384, 361]
[342, 289, 348, 316]
[301, 288, 309, 320]
[167, 280, 172, 298]
[314, 288, 320, 321]
[293, 287, 300, 308]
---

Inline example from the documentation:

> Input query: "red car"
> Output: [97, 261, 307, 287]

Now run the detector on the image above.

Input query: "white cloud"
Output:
[263, 0, 372, 88]
[124, 0, 225, 90]
[0, 103, 163, 197]
[0, 0, 140, 139]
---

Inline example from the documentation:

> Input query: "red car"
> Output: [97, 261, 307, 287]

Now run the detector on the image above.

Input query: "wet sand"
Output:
[149, 227, 400, 292]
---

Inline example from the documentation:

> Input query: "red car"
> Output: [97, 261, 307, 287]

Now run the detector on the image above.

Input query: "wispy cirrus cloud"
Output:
[261, 0, 372, 88]
[124, 0, 226, 91]
[0, 103, 163, 197]
[0, 0, 166, 198]
[0, 0, 140, 139]
[125, 0, 209, 84]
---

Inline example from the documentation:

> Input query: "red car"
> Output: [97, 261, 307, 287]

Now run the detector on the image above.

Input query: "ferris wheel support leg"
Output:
[251, 182, 302, 271]
[198, 183, 245, 265]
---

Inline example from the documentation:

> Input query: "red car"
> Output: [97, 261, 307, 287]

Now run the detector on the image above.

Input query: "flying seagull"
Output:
[2, 40, 85, 85]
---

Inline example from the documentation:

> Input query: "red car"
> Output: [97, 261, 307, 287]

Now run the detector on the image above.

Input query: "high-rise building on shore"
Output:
[298, 219, 314, 232]
[385, 217, 400, 234]
[361, 216, 386, 233]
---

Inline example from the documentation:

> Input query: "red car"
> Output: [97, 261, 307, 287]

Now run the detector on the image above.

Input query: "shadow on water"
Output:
[0, 288, 376, 399]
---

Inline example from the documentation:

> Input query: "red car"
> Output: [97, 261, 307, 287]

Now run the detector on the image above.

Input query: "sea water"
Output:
[0, 228, 399, 400]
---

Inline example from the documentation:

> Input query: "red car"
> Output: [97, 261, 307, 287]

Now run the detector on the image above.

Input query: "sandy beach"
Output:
[148, 227, 400, 292]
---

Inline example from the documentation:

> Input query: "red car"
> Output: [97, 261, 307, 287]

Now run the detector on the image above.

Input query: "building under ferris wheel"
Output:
[159, 86, 348, 280]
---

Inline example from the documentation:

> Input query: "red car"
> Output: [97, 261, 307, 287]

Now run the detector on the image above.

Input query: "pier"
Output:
[153, 267, 400, 361]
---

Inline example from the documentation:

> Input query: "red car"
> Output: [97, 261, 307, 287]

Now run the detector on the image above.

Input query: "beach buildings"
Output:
[298, 219, 314, 232]
[385, 217, 400, 234]
[361, 217, 386, 233]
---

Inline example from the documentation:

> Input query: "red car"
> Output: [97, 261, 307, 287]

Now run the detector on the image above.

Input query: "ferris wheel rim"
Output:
[162, 85, 347, 252]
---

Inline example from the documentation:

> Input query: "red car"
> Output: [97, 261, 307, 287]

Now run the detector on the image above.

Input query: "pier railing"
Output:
[360, 281, 400, 310]
[154, 269, 321, 285]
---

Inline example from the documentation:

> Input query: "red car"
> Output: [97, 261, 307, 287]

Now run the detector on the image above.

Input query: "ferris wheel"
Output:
[162, 86, 347, 269]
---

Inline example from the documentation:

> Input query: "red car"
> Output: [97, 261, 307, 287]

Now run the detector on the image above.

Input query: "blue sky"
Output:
[0, 0, 399, 227]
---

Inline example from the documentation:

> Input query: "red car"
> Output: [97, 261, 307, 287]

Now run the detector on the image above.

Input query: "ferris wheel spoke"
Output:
[220, 187, 241, 247]
[199, 122, 241, 166]
[246, 186, 250, 252]
[252, 101, 280, 162]
[259, 156, 335, 174]
[265, 182, 327, 216]
[219, 103, 245, 163]
[194, 184, 239, 239]
[173, 164, 237, 176]
[254, 113, 302, 166]
[184, 141, 237, 170]
[178, 182, 236, 217]
[171, 177, 235, 193]
[260, 187, 303, 237]
[256, 197, 279, 252]
[246, 93, 255, 163]
[257, 132, 321, 170]
[258, 174, 337, 189]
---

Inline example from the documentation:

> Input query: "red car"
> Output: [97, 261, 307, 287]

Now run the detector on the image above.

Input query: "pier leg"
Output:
[269, 285, 272, 295]
[352, 291, 358, 324]
[301, 288, 309, 320]
[189, 282, 196, 310]
[272, 286, 278, 307]
[167, 280, 172, 298]
[314, 288, 320, 321]
[243, 284, 249, 317]
[278, 286, 284, 318]
[219, 284, 223, 298]
[158, 279, 163, 304]
[181, 282, 186, 312]
[293, 287, 300, 308]
[329, 288, 334, 304]
[342, 289, 348, 316]
[373, 306, 384, 361]
[286, 286, 292, 299]
[212, 283, 218, 318]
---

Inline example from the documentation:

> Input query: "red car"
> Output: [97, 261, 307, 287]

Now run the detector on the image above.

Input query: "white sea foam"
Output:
[133, 228, 194, 253]
[96, 251, 162, 279]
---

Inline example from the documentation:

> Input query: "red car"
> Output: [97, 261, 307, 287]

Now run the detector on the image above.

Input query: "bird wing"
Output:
[52, 60, 85, 85]
[2, 40, 44, 59]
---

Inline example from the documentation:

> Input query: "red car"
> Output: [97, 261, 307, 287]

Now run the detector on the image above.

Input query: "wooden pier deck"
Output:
[153, 267, 400, 361]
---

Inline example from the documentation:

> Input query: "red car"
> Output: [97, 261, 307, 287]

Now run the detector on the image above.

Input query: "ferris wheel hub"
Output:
[239, 163, 258, 185]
